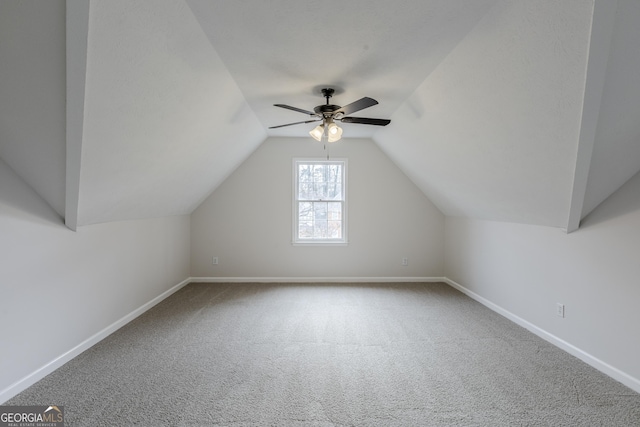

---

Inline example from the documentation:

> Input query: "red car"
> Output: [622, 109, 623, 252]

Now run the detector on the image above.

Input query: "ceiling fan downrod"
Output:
[322, 88, 334, 104]
[315, 88, 341, 117]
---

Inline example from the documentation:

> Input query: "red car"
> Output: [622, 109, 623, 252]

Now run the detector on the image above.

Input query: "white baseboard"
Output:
[0, 278, 191, 404]
[5, 276, 638, 403]
[443, 278, 640, 394]
[190, 276, 447, 283]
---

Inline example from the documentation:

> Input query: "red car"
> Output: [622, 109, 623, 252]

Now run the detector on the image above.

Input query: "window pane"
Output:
[314, 182, 327, 200]
[299, 221, 313, 238]
[312, 164, 324, 182]
[313, 202, 327, 220]
[313, 220, 328, 238]
[298, 165, 312, 182]
[299, 202, 313, 220]
[327, 183, 341, 200]
[328, 221, 342, 238]
[298, 183, 314, 200]
[328, 164, 342, 182]
[328, 202, 342, 220]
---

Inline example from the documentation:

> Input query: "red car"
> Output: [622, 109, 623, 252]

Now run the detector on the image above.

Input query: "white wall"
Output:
[0, 0, 66, 217]
[191, 137, 445, 279]
[444, 170, 640, 390]
[0, 159, 191, 401]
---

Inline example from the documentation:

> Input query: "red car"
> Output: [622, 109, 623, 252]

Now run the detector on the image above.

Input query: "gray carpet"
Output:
[6, 282, 640, 426]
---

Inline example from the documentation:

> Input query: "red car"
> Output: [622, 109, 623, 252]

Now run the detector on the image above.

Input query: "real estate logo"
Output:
[0, 405, 64, 427]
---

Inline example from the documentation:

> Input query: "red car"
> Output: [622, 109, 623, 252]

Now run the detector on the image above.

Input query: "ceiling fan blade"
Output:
[340, 117, 391, 126]
[274, 104, 317, 116]
[336, 97, 378, 116]
[269, 119, 321, 129]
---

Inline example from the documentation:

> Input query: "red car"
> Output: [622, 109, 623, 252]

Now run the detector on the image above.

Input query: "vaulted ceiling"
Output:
[1, 0, 639, 232]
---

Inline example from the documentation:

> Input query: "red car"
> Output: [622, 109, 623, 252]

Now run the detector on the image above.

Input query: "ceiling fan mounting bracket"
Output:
[321, 88, 335, 100]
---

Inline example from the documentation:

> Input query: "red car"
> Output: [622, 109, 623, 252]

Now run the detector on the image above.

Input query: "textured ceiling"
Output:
[3, 0, 640, 231]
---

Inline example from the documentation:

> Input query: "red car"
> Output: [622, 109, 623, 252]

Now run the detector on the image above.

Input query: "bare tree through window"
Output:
[294, 159, 346, 243]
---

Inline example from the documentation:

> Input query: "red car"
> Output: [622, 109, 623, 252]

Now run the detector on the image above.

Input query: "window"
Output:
[293, 159, 347, 244]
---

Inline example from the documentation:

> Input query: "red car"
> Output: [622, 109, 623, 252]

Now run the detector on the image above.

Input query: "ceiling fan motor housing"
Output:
[314, 104, 341, 116]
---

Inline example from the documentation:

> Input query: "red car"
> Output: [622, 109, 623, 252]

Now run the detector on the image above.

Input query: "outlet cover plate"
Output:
[556, 303, 565, 318]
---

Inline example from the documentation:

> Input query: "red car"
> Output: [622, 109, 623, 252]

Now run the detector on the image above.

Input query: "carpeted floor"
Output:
[6, 282, 640, 426]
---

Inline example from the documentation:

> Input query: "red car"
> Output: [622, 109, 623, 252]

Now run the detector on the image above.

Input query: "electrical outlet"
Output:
[401, 257, 408, 266]
[212, 256, 219, 265]
[556, 303, 565, 318]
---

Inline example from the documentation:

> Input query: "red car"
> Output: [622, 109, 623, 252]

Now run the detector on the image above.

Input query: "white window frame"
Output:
[292, 158, 348, 245]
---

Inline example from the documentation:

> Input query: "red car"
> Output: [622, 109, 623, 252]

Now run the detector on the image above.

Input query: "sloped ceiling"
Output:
[581, 0, 640, 218]
[3, 0, 640, 231]
[186, 0, 498, 139]
[0, 0, 66, 218]
[71, 0, 266, 227]
[375, 0, 595, 228]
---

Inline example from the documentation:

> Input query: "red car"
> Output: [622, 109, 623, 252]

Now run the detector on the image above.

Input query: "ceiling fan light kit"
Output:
[309, 124, 324, 141]
[327, 121, 343, 143]
[270, 87, 390, 142]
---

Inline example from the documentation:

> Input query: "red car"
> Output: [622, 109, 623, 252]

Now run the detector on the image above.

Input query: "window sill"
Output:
[292, 240, 349, 247]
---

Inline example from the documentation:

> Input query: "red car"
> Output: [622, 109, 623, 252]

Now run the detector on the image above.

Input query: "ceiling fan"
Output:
[269, 88, 391, 142]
